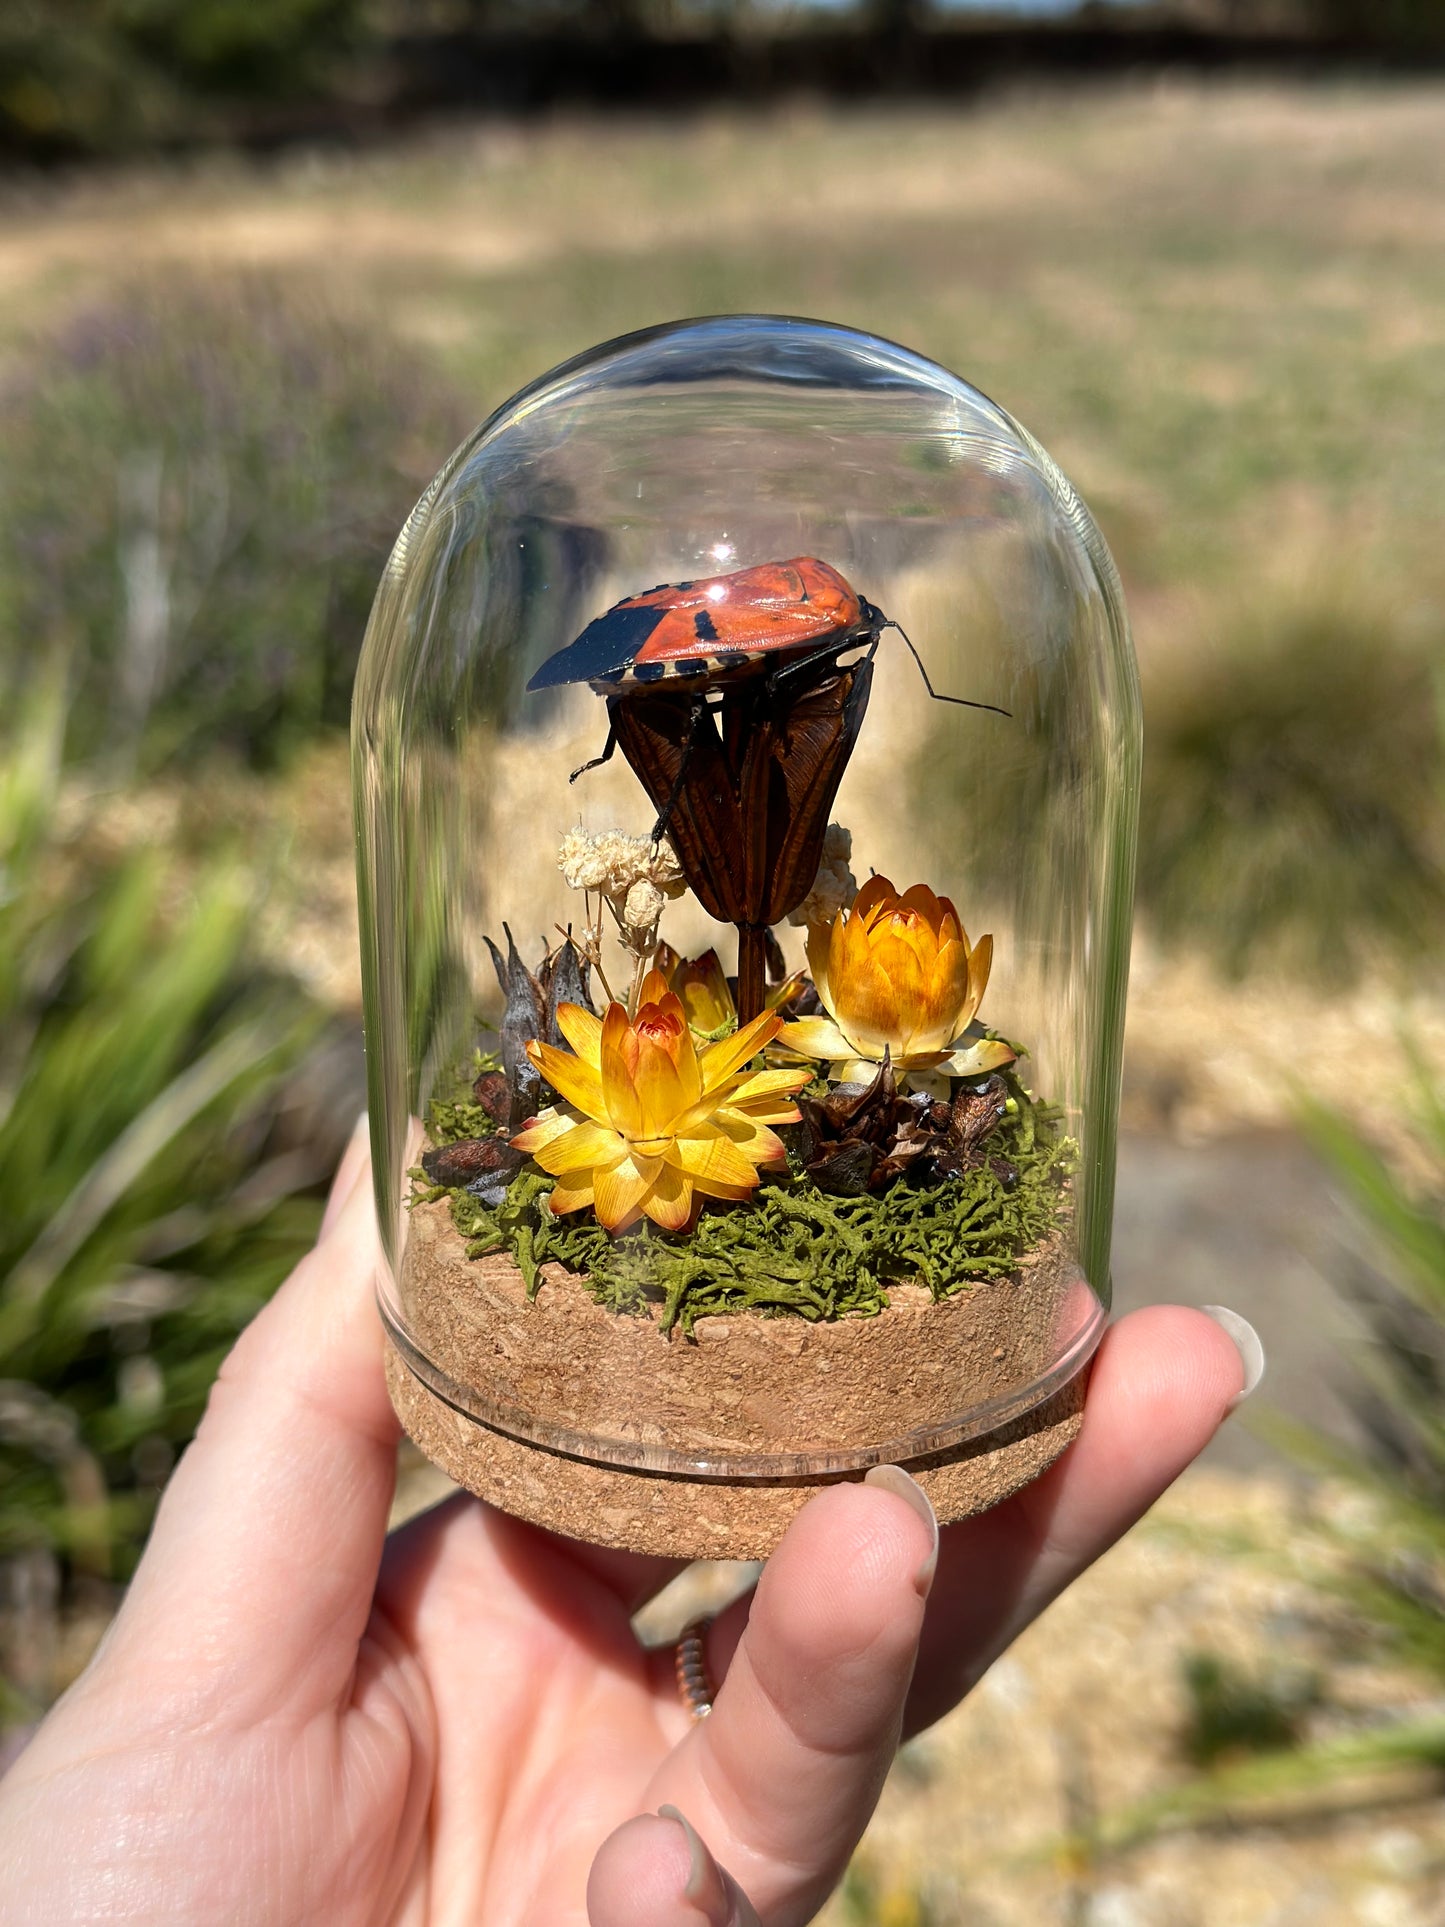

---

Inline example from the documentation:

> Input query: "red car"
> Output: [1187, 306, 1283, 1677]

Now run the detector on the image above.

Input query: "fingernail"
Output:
[1201, 1305, 1266, 1412]
[656, 1808, 761, 1927]
[658, 1806, 721, 1910]
[864, 1463, 939, 1595]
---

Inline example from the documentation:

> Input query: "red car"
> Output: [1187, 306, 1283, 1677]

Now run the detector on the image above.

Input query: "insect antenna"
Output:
[882, 619, 1010, 718]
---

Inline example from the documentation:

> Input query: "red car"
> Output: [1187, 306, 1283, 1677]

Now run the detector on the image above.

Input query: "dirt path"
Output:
[1114, 1129, 1362, 1473]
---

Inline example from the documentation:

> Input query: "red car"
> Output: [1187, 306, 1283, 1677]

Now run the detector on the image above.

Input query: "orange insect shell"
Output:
[526, 557, 875, 693]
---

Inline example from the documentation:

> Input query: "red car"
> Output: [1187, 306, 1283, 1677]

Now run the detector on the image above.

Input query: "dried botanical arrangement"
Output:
[410, 556, 1075, 1337]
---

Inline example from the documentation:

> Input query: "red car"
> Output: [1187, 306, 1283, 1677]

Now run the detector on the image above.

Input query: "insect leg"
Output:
[765, 639, 850, 700]
[569, 721, 617, 784]
[650, 696, 707, 843]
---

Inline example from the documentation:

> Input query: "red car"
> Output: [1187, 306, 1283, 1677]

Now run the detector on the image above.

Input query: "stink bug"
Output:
[526, 556, 1002, 711]
[528, 556, 1006, 1023]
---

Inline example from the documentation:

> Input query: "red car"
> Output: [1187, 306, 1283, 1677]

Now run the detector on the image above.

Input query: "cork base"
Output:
[397, 1194, 1095, 1472]
[384, 1335, 1088, 1559]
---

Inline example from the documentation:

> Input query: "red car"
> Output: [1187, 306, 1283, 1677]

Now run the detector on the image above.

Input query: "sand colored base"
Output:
[385, 1337, 1087, 1559]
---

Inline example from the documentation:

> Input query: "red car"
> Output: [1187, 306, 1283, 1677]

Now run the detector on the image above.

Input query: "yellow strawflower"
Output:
[512, 968, 808, 1234]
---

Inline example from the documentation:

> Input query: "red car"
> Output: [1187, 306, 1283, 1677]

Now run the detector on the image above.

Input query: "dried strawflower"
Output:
[651, 941, 806, 1039]
[512, 970, 808, 1233]
[652, 942, 736, 1038]
[778, 876, 1015, 1098]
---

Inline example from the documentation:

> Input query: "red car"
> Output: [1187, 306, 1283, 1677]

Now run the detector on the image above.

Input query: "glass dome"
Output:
[353, 315, 1139, 1553]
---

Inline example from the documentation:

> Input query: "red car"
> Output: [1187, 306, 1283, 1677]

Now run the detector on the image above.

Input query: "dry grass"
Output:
[8, 80, 1437, 1133]
[4, 82, 1444, 624]
[813, 1468, 1445, 1927]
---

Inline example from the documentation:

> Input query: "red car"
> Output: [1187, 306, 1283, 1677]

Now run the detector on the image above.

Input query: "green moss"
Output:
[416, 1074, 1075, 1334]
[425, 1049, 503, 1144]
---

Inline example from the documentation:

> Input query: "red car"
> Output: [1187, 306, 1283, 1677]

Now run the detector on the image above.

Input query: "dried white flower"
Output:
[644, 839, 685, 896]
[557, 827, 614, 892]
[787, 822, 857, 929]
[621, 878, 666, 935]
[557, 827, 685, 901]
[556, 825, 686, 992]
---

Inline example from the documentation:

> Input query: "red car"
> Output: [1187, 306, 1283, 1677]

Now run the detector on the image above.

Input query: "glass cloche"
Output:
[352, 316, 1140, 1558]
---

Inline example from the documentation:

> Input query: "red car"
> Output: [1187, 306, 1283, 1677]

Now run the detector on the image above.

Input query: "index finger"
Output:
[904, 1302, 1253, 1734]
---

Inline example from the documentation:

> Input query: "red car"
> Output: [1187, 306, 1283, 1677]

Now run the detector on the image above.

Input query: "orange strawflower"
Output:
[778, 876, 1014, 1097]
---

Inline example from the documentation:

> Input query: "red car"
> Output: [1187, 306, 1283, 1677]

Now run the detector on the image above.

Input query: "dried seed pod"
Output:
[790, 1059, 1016, 1197]
[951, 1076, 1009, 1160]
[485, 923, 547, 1130]
[806, 1141, 878, 1196]
[471, 1070, 512, 1126]
[422, 1137, 525, 1192]
[541, 936, 594, 1035]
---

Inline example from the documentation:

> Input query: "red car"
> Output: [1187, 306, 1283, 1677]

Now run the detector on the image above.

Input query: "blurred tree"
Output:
[124, 0, 367, 95]
[0, 273, 471, 772]
[863, 0, 933, 30]
[0, 0, 370, 154]
[1302, 0, 1445, 45]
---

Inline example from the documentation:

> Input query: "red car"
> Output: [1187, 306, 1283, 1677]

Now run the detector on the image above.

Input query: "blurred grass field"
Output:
[5, 79, 1441, 1118]
[7, 84, 1445, 601]
[2, 78, 1444, 1923]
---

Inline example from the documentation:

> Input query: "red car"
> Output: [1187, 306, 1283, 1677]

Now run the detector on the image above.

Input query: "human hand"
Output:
[0, 1122, 1258, 1925]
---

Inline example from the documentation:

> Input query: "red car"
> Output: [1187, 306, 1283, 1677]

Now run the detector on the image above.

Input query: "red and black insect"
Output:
[528, 557, 1006, 1022]
[527, 556, 996, 707]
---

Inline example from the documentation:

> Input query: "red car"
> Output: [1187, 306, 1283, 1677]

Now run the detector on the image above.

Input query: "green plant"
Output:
[0, 271, 470, 772]
[1137, 590, 1445, 983]
[417, 1071, 1074, 1330]
[1289, 1050, 1445, 1680]
[1177, 1652, 1321, 1768]
[1085, 1049, 1445, 1851]
[838, 1850, 935, 1927]
[0, 669, 347, 1708]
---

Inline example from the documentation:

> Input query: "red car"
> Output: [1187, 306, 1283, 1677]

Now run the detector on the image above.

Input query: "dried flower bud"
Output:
[645, 840, 686, 897]
[787, 822, 857, 929]
[622, 877, 666, 934]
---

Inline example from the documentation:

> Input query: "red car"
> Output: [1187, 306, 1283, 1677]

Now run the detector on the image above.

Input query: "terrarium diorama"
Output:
[353, 316, 1140, 1558]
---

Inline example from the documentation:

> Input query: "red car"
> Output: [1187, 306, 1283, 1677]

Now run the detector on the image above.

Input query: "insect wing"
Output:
[636, 596, 851, 663]
[527, 601, 664, 692]
[757, 658, 874, 923]
[609, 692, 750, 924]
[634, 557, 862, 665]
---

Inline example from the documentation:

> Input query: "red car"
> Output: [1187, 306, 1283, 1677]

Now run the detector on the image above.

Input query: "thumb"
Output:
[96, 1117, 399, 1726]
[588, 1809, 761, 1927]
